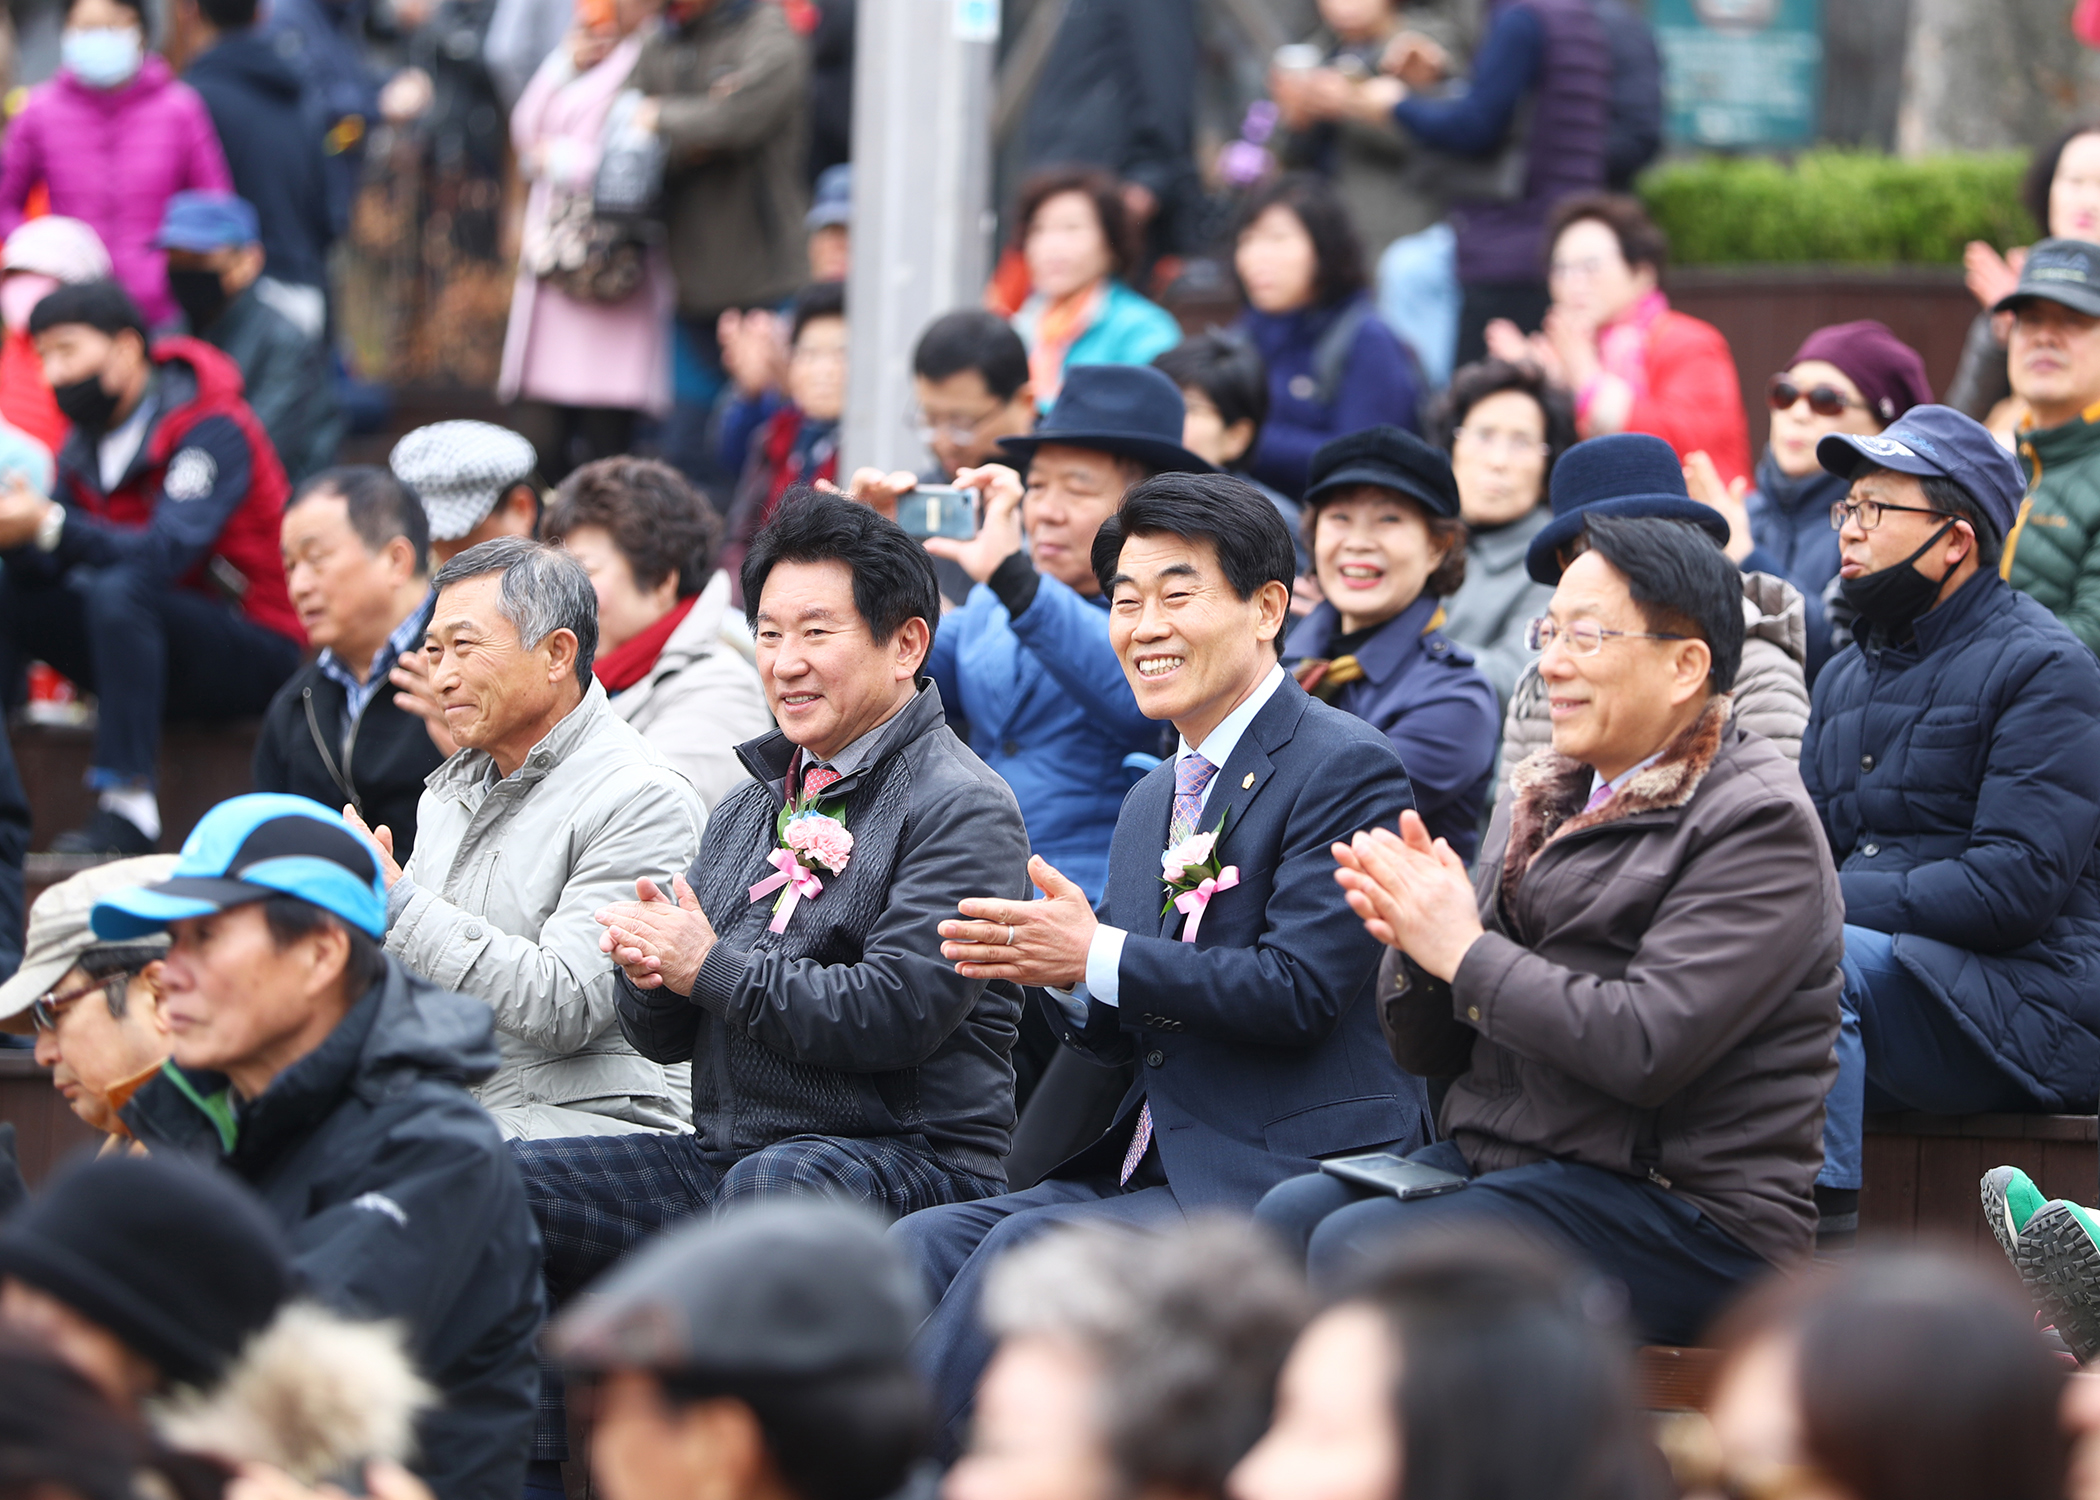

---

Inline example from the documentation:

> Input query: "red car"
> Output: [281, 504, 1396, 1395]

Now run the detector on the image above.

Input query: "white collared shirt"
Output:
[1063, 663, 1289, 1015]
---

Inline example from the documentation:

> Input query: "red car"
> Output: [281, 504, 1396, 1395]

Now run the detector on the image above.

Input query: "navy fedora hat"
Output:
[1525, 433, 1729, 585]
[997, 364, 1216, 476]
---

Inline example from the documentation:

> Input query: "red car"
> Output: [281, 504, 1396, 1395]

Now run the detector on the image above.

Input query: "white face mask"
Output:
[61, 25, 144, 89]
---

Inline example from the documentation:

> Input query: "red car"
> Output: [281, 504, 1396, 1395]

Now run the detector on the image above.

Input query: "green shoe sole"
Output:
[2014, 1201, 2100, 1364]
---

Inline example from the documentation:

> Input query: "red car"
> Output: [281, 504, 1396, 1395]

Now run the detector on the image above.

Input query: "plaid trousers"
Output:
[511, 1130, 1003, 1462]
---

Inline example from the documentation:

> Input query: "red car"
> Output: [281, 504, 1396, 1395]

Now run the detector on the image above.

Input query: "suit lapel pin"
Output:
[1241, 773, 1255, 789]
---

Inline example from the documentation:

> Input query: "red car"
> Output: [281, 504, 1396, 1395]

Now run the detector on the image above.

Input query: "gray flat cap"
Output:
[0, 855, 179, 1028]
[550, 1201, 924, 1376]
[390, 421, 539, 541]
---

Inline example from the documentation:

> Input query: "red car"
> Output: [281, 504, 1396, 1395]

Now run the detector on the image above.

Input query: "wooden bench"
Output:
[1863, 1111, 2095, 1258]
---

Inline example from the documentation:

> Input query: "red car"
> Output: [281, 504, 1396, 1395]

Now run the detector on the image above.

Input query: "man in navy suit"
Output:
[891, 471, 1426, 1445]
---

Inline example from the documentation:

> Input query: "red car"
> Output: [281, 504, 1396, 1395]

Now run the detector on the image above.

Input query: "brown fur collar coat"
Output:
[1499, 695, 1730, 912]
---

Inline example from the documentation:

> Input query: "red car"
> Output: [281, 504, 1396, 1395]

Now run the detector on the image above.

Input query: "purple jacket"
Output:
[0, 58, 234, 326]
[1396, 0, 1608, 285]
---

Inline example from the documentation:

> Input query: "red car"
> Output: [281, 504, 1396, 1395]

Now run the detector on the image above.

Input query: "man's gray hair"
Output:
[982, 1219, 1308, 1498]
[432, 536, 599, 682]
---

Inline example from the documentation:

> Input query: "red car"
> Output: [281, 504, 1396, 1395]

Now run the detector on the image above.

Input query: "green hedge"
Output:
[1637, 149, 2036, 267]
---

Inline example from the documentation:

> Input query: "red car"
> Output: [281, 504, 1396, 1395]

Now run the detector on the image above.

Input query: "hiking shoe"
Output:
[47, 808, 154, 858]
[2013, 1200, 2100, 1363]
[1982, 1165, 2050, 1265]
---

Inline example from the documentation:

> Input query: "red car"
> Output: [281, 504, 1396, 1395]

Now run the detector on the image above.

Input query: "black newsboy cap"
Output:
[550, 1202, 924, 1377]
[1303, 425, 1461, 519]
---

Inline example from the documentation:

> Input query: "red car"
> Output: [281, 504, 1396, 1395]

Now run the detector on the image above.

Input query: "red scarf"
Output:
[595, 596, 697, 693]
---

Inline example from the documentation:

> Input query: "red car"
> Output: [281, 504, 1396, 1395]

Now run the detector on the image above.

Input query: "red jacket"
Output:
[0, 328, 65, 455]
[50, 336, 301, 643]
[1620, 309, 1753, 487]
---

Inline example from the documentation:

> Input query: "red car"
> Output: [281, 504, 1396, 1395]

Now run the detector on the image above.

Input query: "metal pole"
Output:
[842, 0, 999, 477]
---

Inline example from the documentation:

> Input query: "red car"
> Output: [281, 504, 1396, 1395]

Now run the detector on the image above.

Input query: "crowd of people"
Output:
[10, 1, 2100, 1500]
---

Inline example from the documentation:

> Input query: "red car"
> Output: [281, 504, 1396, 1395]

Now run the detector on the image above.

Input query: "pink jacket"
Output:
[497, 34, 672, 414]
[0, 58, 234, 327]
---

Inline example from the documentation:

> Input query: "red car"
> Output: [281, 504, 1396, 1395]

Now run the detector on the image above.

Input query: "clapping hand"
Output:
[940, 855, 1096, 987]
[1332, 811, 1483, 982]
[342, 805, 404, 888]
[0, 477, 51, 550]
[597, 875, 717, 995]
[389, 648, 459, 759]
[1683, 450, 1755, 562]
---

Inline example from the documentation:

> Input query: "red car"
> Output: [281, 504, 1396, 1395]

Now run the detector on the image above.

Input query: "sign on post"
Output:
[1654, 0, 1823, 150]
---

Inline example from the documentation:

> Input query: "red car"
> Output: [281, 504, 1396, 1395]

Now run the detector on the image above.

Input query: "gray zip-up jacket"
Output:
[387, 678, 706, 1138]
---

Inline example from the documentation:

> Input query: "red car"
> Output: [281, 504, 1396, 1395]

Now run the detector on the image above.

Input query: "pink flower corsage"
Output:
[1161, 811, 1238, 944]
[749, 808, 853, 934]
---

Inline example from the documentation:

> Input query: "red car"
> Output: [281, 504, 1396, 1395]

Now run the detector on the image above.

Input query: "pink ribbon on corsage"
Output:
[748, 847, 825, 933]
[1172, 865, 1240, 944]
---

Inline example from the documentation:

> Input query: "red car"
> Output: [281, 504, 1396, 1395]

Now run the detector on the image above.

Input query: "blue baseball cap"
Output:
[1816, 403, 2026, 540]
[153, 191, 261, 253]
[91, 795, 387, 941]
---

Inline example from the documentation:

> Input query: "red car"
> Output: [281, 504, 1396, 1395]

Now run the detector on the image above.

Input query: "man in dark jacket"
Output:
[1258, 513, 1842, 1345]
[514, 490, 1029, 1300]
[1019, 0, 1200, 264]
[255, 466, 444, 859]
[1803, 406, 2100, 1210]
[894, 474, 1421, 1447]
[178, 0, 334, 313]
[0, 281, 304, 856]
[632, 0, 809, 406]
[156, 193, 343, 485]
[97, 794, 545, 1500]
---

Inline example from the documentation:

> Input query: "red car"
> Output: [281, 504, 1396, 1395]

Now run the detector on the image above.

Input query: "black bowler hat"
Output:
[1524, 433, 1728, 585]
[1303, 425, 1460, 518]
[997, 364, 1215, 476]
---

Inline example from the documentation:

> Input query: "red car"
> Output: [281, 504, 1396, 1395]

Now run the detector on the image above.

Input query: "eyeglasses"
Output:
[1828, 499, 1958, 532]
[1454, 425, 1550, 459]
[1768, 375, 1867, 417]
[904, 404, 1001, 447]
[30, 973, 129, 1032]
[1525, 617, 1688, 656]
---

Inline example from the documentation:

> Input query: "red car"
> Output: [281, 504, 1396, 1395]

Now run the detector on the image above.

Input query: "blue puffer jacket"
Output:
[1801, 572, 2100, 1108]
[1283, 594, 1500, 865]
[926, 564, 1160, 903]
[1746, 452, 1843, 680]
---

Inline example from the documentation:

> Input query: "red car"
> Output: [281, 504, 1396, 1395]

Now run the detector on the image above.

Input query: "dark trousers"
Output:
[1455, 280, 1552, 368]
[509, 400, 640, 486]
[0, 726, 27, 980]
[0, 563, 301, 785]
[512, 1129, 1003, 1462]
[1255, 1141, 1771, 1346]
[889, 1171, 1189, 1458]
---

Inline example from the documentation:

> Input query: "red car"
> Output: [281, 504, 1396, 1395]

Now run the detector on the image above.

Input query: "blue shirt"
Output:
[317, 594, 433, 753]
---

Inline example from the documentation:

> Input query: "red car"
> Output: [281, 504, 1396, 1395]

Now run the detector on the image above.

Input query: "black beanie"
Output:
[0, 1154, 291, 1388]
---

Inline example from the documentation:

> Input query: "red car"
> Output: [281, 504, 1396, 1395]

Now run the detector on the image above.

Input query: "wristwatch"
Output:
[33, 502, 62, 554]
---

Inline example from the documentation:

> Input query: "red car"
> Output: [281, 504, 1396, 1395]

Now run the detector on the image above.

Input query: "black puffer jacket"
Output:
[123, 960, 543, 1500]
[1802, 572, 2100, 1108]
[617, 681, 1031, 1183]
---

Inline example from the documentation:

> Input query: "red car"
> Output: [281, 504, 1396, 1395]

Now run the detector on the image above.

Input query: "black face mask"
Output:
[1838, 520, 1957, 638]
[52, 372, 121, 433]
[167, 268, 229, 334]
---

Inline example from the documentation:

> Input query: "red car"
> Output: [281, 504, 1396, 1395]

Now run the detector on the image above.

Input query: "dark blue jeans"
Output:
[1255, 1141, 1771, 1346]
[0, 562, 301, 786]
[1820, 925, 2044, 1193]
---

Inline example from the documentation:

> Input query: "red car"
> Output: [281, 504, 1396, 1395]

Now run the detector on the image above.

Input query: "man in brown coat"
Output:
[1256, 498, 1844, 1346]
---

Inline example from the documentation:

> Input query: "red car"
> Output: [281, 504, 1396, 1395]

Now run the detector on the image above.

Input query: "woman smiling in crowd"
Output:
[1282, 426, 1498, 863]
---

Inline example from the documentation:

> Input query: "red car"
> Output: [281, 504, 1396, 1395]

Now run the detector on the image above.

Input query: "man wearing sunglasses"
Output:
[1801, 403, 2100, 1245]
[0, 856, 177, 1147]
[1997, 238, 2100, 656]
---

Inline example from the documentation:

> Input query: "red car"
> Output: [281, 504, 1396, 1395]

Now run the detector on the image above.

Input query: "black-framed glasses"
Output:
[29, 973, 128, 1032]
[1525, 617, 1689, 656]
[1828, 499, 1958, 533]
[1769, 375, 1868, 416]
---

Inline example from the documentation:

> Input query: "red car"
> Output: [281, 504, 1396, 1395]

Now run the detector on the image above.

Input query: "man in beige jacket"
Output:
[351, 536, 705, 1139]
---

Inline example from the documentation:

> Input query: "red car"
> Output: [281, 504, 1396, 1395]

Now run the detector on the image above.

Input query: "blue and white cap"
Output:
[1816, 403, 2026, 540]
[90, 795, 387, 941]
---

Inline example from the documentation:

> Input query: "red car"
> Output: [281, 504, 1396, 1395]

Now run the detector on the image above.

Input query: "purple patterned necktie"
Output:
[1583, 781, 1614, 813]
[1123, 753, 1221, 1185]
